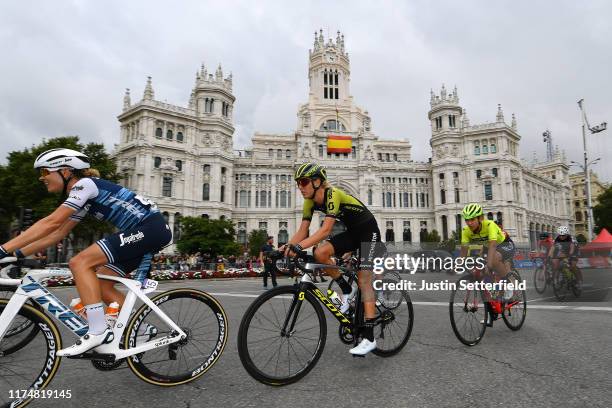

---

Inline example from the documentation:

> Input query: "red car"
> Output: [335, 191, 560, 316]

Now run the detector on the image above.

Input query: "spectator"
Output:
[260, 236, 277, 289]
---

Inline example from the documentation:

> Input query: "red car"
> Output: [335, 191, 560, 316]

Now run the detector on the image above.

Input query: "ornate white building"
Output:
[113, 30, 572, 252]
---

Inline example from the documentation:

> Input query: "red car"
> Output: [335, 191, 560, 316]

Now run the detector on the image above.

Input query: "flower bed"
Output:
[42, 267, 265, 287]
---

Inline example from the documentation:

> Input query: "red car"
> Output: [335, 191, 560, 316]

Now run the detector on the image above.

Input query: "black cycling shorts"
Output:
[328, 219, 385, 271]
[96, 212, 172, 282]
[496, 239, 516, 262]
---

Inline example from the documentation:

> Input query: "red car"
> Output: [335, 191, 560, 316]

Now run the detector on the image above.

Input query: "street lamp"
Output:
[577, 99, 607, 241]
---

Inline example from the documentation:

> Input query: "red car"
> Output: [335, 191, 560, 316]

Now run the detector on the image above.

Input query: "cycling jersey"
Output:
[553, 235, 578, 258]
[461, 219, 507, 245]
[62, 178, 158, 230]
[302, 187, 374, 229]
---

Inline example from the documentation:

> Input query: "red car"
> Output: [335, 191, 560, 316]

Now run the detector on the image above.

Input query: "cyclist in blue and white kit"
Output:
[0, 149, 172, 356]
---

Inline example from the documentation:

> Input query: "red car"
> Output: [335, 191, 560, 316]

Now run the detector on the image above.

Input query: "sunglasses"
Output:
[296, 178, 311, 187]
[39, 168, 64, 177]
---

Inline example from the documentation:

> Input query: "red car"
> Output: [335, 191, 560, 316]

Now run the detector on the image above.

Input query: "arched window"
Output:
[155, 128, 163, 138]
[203, 164, 210, 174]
[202, 184, 210, 201]
[154, 157, 161, 168]
[175, 160, 182, 171]
[386, 229, 395, 242]
[166, 130, 173, 140]
[177, 132, 184, 142]
[319, 119, 346, 131]
[201, 214, 209, 219]
[278, 230, 288, 246]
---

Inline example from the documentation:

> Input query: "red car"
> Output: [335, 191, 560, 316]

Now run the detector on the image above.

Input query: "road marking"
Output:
[205, 292, 612, 312]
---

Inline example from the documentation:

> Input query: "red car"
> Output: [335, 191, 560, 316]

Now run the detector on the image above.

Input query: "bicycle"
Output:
[449, 254, 526, 346]
[533, 257, 553, 294]
[0, 256, 228, 408]
[237, 248, 413, 385]
[551, 257, 582, 301]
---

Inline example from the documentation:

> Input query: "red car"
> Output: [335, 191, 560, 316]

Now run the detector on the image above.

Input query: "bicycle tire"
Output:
[449, 275, 487, 346]
[371, 284, 413, 357]
[552, 268, 569, 301]
[502, 270, 527, 331]
[533, 266, 547, 294]
[237, 285, 327, 386]
[0, 300, 62, 408]
[0, 286, 41, 343]
[124, 289, 228, 386]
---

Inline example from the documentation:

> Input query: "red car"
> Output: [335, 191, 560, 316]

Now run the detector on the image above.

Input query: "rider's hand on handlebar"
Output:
[0, 245, 10, 260]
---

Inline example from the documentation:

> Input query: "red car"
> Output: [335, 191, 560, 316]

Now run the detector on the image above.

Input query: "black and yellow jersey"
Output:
[461, 219, 506, 245]
[302, 187, 375, 229]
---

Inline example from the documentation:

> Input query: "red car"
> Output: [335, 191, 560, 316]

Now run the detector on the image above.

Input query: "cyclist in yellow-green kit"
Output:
[282, 162, 384, 356]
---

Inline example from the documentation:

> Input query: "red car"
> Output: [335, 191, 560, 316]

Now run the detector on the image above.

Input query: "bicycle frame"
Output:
[281, 262, 355, 337]
[0, 259, 187, 359]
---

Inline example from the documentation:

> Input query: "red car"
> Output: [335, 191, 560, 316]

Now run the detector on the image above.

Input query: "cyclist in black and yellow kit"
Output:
[460, 203, 516, 282]
[282, 162, 384, 355]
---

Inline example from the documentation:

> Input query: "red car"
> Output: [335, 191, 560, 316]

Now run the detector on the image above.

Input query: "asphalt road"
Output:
[5, 268, 612, 408]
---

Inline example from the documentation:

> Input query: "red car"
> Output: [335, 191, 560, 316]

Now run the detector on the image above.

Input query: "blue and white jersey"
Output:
[62, 178, 159, 231]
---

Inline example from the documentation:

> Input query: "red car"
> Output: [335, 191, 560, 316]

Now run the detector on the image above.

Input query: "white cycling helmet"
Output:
[34, 148, 90, 170]
[557, 225, 570, 235]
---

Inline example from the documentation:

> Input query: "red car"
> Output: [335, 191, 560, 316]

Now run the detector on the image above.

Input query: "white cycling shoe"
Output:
[349, 338, 377, 356]
[339, 287, 357, 314]
[57, 327, 114, 357]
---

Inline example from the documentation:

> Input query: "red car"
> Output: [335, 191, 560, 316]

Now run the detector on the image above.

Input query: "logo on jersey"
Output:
[69, 195, 81, 201]
[119, 231, 145, 247]
[107, 197, 146, 219]
[71, 185, 84, 191]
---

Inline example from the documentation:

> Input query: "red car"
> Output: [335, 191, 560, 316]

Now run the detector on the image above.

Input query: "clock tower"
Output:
[307, 29, 351, 104]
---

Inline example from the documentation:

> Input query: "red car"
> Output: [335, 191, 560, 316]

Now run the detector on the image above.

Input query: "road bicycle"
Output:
[0, 257, 228, 408]
[551, 257, 582, 301]
[449, 253, 526, 346]
[237, 248, 413, 385]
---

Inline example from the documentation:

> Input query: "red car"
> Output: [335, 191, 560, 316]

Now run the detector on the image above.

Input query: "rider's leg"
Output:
[314, 241, 351, 293]
[96, 266, 127, 307]
[358, 269, 376, 319]
[68, 244, 109, 335]
[570, 258, 582, 283]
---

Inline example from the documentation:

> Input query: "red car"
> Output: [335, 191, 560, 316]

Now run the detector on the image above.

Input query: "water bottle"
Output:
[105, 302, 120, 327]
[327, 289, 343, 309]
[69, 298, 86, 319]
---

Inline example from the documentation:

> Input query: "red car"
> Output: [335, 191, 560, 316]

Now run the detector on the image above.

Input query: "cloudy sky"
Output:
[1, 1, 611, 181]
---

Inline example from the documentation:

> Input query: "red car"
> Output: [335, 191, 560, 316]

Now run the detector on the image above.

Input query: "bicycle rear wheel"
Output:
[0, 300, 62, 408]
[371, 286, 413, 357]
[124, 289, 228, 386]
[449, 275, 487, 346]
[237, 285, 326, 386]
[502, 270, 527, 331]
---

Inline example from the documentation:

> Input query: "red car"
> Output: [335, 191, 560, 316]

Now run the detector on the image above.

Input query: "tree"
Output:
[176, 217, 241, 257]
[593, 186, 612, 233]
[248, 229, 268, 257]
[425, 229, 441, 243]
[0, 136, 118, 244]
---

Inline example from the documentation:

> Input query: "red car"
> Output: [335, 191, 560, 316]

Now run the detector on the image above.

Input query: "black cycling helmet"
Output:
[294, 162, 327, 182]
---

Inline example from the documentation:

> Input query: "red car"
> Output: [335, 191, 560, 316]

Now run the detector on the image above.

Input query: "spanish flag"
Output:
[327, 135, 352, 153]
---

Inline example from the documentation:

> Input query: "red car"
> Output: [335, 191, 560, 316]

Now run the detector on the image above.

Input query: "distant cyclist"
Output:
[282, 162, 384, 356]
[548, 225, 582, 286]
[459, 203, 516, 283]
[0, 148, 171, 356]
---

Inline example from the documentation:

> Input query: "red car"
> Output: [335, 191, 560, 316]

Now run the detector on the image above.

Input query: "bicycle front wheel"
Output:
[125, 289, 228, 386]
[0, 300, 62, 408]
[533, 266, 547, 294]
[502, 270, 527, 331]
[237, 285, 326, 386]
[449, 275, 487, 346]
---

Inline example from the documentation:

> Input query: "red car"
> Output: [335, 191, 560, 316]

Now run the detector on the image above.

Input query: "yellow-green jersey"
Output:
[461, 219, 507, 245]
[302, 187, 375, 229]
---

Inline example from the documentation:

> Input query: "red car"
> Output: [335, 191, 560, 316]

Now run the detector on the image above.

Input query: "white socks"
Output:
[85, 303, 107, 334]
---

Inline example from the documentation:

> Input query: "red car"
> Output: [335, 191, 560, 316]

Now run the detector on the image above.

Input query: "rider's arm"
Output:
[297, 216, 335, 249]
[487, 240, 498, 268]
[1, 206, 76, 252]
[259, 250, 264, 265]
[19, 218, 80, 257]
[286, 220, 311, 247]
